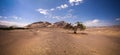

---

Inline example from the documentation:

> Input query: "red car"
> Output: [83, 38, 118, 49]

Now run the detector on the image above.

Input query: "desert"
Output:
[0, 26, 120, 55]
[0, 0, 120, 55]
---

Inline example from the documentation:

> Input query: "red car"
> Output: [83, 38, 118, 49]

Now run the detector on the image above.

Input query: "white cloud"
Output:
[63, 14, 77, 19]
[12, 16, 18, 19]
[4, 17, 7, 19]
[0, 16, 2, 18]
[0, 16, 22, 19]
[36, 0, 83, 15]
[92, 19, 99, 23]
[50, 8, 55, 11]
[36, 0, 83, 20]
[0, 16, 8, 19]
[11, 16, 22, 20]
[84, 19, 100, 26]
[0, 20, 28, 27]
[56, 4, 68, 9]
[115, 18, 120, 21]
[69, 0, 83, 6]
[45, 13, 77, 20]
[0, 16, 22, 20]
[36, 9, 49, 15]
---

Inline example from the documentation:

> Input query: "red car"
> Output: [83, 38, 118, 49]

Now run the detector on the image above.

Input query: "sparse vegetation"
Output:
[0, 26, 28, 30]
[64, 22, 86, 34]
[0, 26, 120, 55]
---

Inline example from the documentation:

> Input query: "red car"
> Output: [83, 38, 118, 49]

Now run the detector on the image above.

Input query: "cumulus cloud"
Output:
[84, 19, 100, 26]
[0, 20, 28, 27]
[56, 4, 68, 9]
[69, 0, 83, 6]
[36, 9, 49, 15]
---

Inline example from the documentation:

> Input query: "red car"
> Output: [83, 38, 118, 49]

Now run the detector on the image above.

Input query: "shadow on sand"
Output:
[67, 32, 88, 35]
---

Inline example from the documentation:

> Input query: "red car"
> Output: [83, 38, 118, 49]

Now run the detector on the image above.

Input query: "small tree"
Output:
[73, 22, 86, 34]
[64, 22, 86, 34]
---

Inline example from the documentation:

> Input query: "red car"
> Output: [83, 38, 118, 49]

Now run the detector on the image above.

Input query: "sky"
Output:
[0, 0, 120, 27]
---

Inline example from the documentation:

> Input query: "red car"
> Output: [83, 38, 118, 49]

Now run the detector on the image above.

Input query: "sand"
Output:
[0, 28, 120, 55]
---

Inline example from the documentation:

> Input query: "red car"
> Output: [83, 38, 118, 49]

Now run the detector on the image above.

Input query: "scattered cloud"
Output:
[84, 19, 100, 26]
[0, 16, 22, 20]
[11, 16, 22, 20]
[36, 0, 83, 20]
[45, 13, 77, 20]
[36, 9, 49, 15]
[36, 0, 83, 13]
[37, 4, 69, 14]
[36, 8, 77, 20]
[0, 20, 28, 27]
[56, 4, 68, 9]
[0, 16, 2, 18]
[62, 14, 77, 19]
[50, 8, 55, 11]
[4, 17, 8, 19]
[68, 9, 74, 13]
[69, 0, 83, 6]
[0, 16, 7, 19]
[115, 18, 120, 21]
[12, 16, 18, 19]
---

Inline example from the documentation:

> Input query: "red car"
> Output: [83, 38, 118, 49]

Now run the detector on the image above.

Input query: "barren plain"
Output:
[0, 27, 120, 55]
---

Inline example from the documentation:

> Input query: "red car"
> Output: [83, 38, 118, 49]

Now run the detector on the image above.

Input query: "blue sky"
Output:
[0, 0, 120, 26]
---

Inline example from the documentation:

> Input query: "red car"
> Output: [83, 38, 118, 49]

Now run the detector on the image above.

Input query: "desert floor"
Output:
[0, 28, 120, 55]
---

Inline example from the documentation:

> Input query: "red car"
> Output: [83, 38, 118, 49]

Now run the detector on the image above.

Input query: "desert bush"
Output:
[0, 26, 28, 30]
[64, 22, 86, 34]
[73, 22, 86, 34]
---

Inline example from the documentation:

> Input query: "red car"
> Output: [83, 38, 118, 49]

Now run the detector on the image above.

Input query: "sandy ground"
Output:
[0, 28, 120, 55]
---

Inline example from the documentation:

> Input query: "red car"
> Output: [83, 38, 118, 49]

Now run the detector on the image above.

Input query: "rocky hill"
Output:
[53, 21, 68, 28]
[26, 21, 52, 28]
[26, 21, 69, 28]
